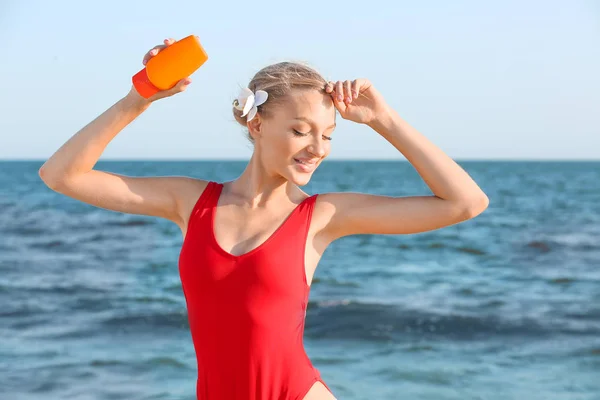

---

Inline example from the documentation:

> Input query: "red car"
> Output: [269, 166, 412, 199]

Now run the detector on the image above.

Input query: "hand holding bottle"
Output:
[127, 36, 208, 104]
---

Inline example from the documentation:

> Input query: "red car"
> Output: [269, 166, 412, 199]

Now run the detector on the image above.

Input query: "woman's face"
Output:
[250, 89, 336, 186]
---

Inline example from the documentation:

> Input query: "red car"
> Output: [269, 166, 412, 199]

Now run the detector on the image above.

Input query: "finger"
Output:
[335, 81, 344, 102]
[173, 77, 192, 93]
[325, 81, 334, 94]
[330, 85, 346, 113]
[331, 94, 346, 113]
[353, 78, 371, 97]
[164, 37, 176, 46]
[143, 44, 166, 65]
[344, 80, 352, 104]
[148, 77, 192, 101]
[351, 80, 359, 99]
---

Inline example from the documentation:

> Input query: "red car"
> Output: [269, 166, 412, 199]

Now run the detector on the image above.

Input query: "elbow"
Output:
[462, 194, 489, 219]
[38, 167, 50, 186]
[38, 167, 53, 186]
[38, 167, 64, 190]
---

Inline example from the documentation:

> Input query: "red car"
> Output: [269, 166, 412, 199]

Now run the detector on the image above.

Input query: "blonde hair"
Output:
[232, 61, 328, 143]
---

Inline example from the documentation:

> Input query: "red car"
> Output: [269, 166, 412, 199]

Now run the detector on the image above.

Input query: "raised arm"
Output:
[39, 38, 204, 228]
[318, 79, 489, 241]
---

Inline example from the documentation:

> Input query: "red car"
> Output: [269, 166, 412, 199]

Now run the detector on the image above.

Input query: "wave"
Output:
[305, 299, 599, 341]
[524, 234, 600, 253]
[100, 310, 189, 332]
[103, 219, 154, 227]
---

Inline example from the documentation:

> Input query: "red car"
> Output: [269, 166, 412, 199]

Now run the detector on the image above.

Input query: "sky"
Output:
[1, 0, 599, 160]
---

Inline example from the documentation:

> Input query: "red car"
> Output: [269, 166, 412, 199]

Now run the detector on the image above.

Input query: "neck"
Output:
[225, 153, 297, 208]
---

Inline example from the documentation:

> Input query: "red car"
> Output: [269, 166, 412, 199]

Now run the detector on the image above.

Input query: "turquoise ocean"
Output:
[1, 160, 599, 400]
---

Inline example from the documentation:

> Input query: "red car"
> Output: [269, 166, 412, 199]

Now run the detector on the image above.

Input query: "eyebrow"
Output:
[294, 117, 336, 130]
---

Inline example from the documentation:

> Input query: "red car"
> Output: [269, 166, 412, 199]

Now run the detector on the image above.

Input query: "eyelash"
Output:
[293, 129, 332, 141]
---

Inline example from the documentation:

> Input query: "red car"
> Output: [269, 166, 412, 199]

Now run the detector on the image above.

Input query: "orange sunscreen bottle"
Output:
[132, 35, 208, 98]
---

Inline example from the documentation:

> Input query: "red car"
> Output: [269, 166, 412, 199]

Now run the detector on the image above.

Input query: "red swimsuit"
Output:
[178, 181, 334, 400]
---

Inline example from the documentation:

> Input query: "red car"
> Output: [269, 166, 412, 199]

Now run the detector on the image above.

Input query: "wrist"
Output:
[122, 88, 152, 112]
[367, 107, 396, 133]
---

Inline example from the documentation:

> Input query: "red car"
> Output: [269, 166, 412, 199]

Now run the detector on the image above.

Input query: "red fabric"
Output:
[178, 181, 333, 399]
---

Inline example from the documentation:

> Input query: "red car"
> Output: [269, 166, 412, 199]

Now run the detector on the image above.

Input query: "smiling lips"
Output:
[293, 158, 319, 172]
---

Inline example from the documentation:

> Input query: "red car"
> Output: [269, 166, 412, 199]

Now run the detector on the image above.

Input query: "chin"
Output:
[289, 174, 312, 186]
[286, 169, 314, 186]
[283, 159, 322, 186]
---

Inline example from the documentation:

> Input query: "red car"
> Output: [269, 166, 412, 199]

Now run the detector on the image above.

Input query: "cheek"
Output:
[262, 131, 296, 159]
[280, 137, 302, 161]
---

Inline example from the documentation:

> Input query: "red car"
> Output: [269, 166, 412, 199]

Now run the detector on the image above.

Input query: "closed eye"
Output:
[292, 129, 308, 137]
[293, 129, 332, 141]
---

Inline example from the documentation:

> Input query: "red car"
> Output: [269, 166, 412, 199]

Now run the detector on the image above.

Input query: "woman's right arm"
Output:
[39, 38, 205, 228]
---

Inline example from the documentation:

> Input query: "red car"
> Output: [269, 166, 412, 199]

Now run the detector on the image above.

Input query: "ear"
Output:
[247, 114, 263, 140]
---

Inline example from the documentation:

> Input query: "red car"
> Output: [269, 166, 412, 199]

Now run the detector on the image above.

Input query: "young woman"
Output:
[39, 38, 489, 400]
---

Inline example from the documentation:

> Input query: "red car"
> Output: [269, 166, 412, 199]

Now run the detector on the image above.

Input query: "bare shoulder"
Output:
[313, 190, 488, 242]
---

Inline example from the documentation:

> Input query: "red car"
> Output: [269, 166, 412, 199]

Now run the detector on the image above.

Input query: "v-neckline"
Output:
[210, 182, 315, 260]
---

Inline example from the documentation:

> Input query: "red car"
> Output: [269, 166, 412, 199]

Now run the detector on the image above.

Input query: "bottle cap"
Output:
[132, 68, 160, 98]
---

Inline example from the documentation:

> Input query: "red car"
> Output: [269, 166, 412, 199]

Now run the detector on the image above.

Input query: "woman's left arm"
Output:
[319, 79, 489, 240]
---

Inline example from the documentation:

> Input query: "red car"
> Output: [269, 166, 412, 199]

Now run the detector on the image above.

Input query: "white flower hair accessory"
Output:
[233, 87, 268, 122]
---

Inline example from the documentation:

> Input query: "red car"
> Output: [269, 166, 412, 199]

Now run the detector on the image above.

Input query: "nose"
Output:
[307, 136, 328, 158]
